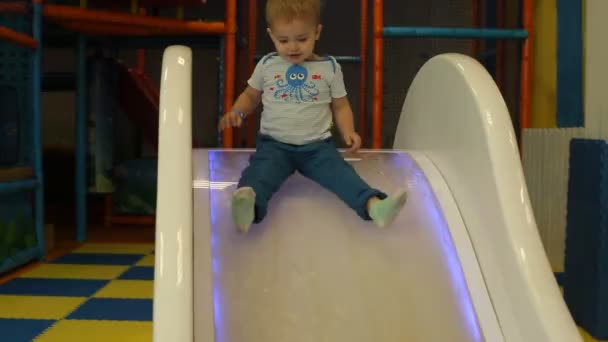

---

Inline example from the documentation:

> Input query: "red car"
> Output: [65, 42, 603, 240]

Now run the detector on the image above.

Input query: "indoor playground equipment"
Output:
[52, 0, 237, 241]
[0, 0, 238, 241]
[91, 52, 160, 227]
[0, 0, 537, 245]
[236, 0, 533, 150]
[153, 45, 581, 341]
[371, 0, 533, 148]
[0, 1, 45, 274]
[0, 0, 237, 269]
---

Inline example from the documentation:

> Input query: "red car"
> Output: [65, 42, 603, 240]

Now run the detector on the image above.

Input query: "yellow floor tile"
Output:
[0, 295, 86, 320]
[35, 320, 152, 342]
[22, 264, 129, 280]
[72, 243, 154, 255]
[94, 280, 153, 299]
[136, 254, 155, 267]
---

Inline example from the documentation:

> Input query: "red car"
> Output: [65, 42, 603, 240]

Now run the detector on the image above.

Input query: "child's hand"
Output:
[343, 131, 362, 153]
[218, 111, 243, 131]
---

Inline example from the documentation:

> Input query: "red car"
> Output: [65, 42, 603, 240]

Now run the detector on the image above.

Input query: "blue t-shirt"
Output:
[247, 52, 348, 145]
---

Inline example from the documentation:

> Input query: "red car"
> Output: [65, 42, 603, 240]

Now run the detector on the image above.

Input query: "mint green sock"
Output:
[369, 190, 407, 228]
[232, 187, 256, 233]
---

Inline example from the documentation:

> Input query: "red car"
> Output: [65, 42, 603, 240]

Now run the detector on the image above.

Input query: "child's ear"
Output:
[315, 24, 323, 40]
[266, 27, 273, 39]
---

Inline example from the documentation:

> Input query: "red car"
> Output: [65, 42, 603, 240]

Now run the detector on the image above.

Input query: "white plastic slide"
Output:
[153, 46, 582, 341]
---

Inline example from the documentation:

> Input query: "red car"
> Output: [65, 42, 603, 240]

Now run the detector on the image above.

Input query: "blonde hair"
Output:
[265, 0, 321, 26]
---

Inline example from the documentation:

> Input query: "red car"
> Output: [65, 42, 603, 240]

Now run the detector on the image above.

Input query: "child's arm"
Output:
[218, 86, 262, 131]
[332, 96, 361, 152]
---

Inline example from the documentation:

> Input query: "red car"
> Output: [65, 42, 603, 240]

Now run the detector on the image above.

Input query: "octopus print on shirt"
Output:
[272, 64, 320, 104]
[247, 53, 348, 145]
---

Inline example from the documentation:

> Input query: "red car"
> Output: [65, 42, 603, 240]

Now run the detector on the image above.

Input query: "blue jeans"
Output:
[237, 134, 387, 223]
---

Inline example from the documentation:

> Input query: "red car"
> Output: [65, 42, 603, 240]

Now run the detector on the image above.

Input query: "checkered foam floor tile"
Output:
[0, 243, 154, 342]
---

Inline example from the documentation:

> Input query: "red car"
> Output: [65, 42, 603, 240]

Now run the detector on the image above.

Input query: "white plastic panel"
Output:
[393, 53, 581, 342]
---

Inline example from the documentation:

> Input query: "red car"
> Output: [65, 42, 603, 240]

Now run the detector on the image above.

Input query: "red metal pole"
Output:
[496, 0, 505, 91]
[246, 0, 258, 147]
[372, 0, 383, 149]
[52, 21, 186, 35]
[520, 0, 533, 131]
[222, 0, 237, 148]
[471, 0, 480, 57]
[135, 4, 146, 73]
[0, 26, 37, 49]
[43, 4, 226, 34]
[359, 0, 368, 147]
[0, 2, 29, 14]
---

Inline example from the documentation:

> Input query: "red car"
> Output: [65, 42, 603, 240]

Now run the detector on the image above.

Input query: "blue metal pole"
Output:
[32, 0, 45, 260]
[76, 34, 87, 242]
[383, 27, 528, 39]
[332, 56, 362, 63]
[0, 179, 37, 194]
[556, 0, 583, 127]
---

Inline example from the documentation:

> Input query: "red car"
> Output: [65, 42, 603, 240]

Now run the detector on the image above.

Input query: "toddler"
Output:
[218, 0, 407, 233]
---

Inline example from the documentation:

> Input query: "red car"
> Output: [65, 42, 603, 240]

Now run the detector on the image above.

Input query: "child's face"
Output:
[267, 17, 322, 64]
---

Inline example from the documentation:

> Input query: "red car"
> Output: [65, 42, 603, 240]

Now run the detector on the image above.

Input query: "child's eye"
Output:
[298, 38, 307, 42]
[279, 40, 287, 44]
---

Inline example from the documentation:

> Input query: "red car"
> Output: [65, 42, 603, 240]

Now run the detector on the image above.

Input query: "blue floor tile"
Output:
[67, 298, 152, 321]
[118, 266, 154, 281]
[51, 253, 144, 266]
[0, 318, 55, 342]
[0, 278, 109, 297]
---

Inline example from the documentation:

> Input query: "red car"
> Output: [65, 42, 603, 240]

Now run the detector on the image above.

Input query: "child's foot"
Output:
[368, 189, 408, 228]
[232, 187, 256, 233]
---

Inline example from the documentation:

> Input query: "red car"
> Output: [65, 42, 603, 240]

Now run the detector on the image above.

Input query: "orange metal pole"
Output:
[372, 0, 383, 149]
[247, 0, 256, 97]
[44, 4, 226, 34]
[496, 0, 504, 91]
[359, 0, 368, 147]
[520, 0, 533, 131]
[231, 0, 243, 148]
[135, 3, 146, 73]
[54, 21, 179, 35]
[222, 0, 237, 148]
[246, 0, 258, 147]
[0, 26, 37, 49]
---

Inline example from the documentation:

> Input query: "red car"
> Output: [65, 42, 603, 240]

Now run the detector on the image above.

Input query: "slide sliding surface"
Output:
[193, 149, 493, 342]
